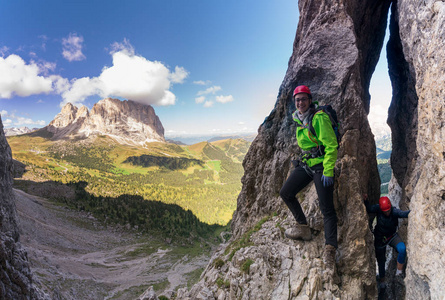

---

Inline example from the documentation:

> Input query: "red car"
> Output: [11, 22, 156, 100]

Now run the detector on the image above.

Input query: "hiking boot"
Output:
[323, 244, 336, 270]
[284, 224, 311, 241]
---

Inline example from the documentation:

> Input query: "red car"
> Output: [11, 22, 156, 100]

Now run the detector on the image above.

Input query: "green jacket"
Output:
[292, 109, 338, 177]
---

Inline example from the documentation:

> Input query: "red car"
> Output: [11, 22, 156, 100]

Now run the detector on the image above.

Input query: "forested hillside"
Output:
[8, 135, 250, 233]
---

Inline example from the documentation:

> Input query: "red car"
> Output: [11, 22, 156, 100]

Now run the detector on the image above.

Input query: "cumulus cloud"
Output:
[0, 54, 53, 98]
[216, 95, 234, 103]
[60, 41, 188, 107]
[0, 46, 9, 57]
[197, 86, 221, 96]
[0, 110, 45, 127]
[14, 116, 46, 126]
[195, 84, 234, 107]
[62, 33, 86, 62]
[0, 41, 187, 108]
[33, 59, 57, 76]
[109, 38, 134, 55]
[195, 96, 205, 104]
[368, 103, 390, 137]
[203, 101, 213, 108]
[51, 76, 70, 94]
[169, 66, 189, 84]
[193, 80, 211, 85]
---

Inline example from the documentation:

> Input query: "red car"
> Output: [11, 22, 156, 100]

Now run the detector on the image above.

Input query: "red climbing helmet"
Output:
[379, 196, 392, 212]
[293, 85, 312, 97]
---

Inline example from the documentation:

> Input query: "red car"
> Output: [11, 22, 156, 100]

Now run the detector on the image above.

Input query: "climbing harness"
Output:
[382, 233, 397, 244]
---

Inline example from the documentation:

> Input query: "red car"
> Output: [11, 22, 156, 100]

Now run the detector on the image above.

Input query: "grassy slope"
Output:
[8, 135, 249, 227]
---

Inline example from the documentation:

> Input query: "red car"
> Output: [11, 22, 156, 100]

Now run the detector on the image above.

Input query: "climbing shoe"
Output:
[323, 244, 336, 270]
[284, 224, 311, 241]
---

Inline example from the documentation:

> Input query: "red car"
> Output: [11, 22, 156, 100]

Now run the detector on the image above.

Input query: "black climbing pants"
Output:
[279, 163, 338, 248]
[375, 234, 404, 279]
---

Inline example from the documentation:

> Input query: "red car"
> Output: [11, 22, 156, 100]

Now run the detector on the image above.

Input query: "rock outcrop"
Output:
[178, 1, 389, 298]
[42, 98, 165, 144]
[389, 1, 445, 298]
[0, 116, 38, 299]
[175, 0, 445, 299]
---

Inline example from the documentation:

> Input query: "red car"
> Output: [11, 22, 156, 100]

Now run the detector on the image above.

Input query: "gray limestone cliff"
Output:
[0, 116, 39, 299]
[43, 98, 165, 144]
[389, 1, 445, 299]
[174, 0, 445, 299]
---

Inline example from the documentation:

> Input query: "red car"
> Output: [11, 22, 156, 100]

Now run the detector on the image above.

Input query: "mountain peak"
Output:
[44, 99, 165, 144]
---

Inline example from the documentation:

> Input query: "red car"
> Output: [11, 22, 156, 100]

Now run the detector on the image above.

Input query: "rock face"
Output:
[178, 1, 389, 299]
[0, 116, 38, 299]
[176, 0, 445, 299]
[44, 98, 165, 144]
[389, 1, 445, 299]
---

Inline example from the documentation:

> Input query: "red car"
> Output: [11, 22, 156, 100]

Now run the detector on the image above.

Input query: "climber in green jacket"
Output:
[280, 85, 338, 270]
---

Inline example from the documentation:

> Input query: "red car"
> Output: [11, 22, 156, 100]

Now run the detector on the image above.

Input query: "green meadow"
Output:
[8, 134, 250, 230]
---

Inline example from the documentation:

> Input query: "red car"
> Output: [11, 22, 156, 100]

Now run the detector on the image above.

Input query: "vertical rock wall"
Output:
[232, 0, 390, 239]
[391, 1, 445, 298]
[231, 0, 391, 295]
[177, 1, 393, 299]
[0, 116, 38, 299]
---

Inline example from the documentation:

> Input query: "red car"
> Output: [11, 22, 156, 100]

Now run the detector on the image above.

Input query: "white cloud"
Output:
[203, 101, 213, 108]
[0, 54, 53, 98]
[51, 75, 70, 94]
[38, 35, 48, 51]
[197, 86, 221, 96]
[14, 116, 45, 126]
[32, 59, 57, 76]
[37, 99, 44, 103]
[109, 38, 134, 55]
[61, 77, 102, 106]
[216, 95, 234, 104]
[62, 33, 86, 62]
[193, 80, 211, 85]
[368, 103, 391, 138]
[0, 46, 9, 57]
[169, 66, 189, 84]
[195, 96, 205, 104]
[60, 41, 188, 107]
[0, 110, 45, 127]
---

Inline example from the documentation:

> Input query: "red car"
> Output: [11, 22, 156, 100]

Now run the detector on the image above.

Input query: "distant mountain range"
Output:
[6, 98, 257, 146]
[4, 127, 39, 136]
[167, 133, 257, 145]
[375, 133, 392, 159]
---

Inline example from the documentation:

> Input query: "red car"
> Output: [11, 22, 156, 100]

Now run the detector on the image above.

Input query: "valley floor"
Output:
[14, 188, 215, 299]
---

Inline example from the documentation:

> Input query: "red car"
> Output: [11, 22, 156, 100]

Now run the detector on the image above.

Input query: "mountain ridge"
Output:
[36, 98, 165, 145]
[4, 126, 38, 136]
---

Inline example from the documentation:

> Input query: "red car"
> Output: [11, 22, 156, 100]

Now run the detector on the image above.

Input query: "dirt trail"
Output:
[14, 188, 213, 299]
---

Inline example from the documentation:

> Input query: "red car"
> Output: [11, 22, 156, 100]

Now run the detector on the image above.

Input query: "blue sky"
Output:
[0, 0, 390, 138]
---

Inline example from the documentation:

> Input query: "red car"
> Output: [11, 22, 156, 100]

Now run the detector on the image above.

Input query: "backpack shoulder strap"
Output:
[308, 108, 322, 137]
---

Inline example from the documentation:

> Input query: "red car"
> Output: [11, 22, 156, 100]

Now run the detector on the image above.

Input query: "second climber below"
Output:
[279, 85, 339, 270]
[364, 195, 410, 286]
